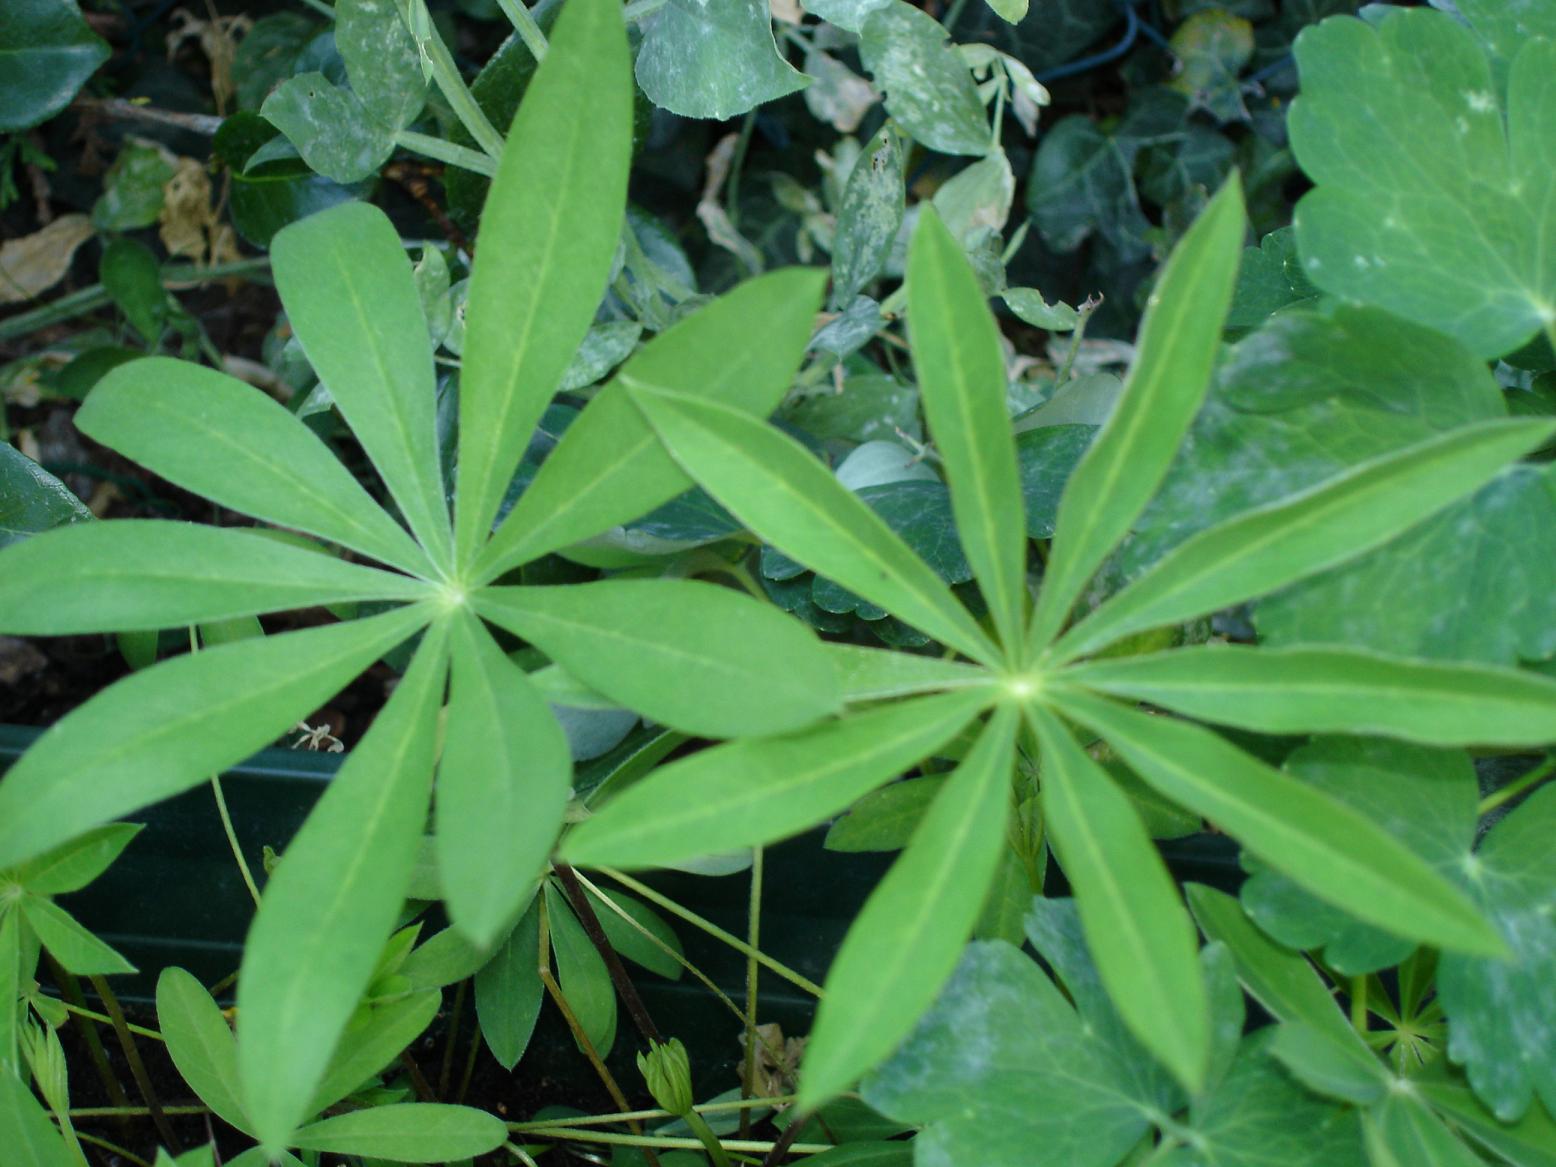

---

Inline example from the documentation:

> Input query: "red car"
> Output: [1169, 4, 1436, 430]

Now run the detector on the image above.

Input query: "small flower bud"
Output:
[637, 1037, 693, 1117]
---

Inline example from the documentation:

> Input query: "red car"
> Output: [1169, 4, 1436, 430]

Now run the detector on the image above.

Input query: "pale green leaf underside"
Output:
[0, 604, 428, 872]
[1052, 417, 1556, 663]
[800, 705, 1017, 1107]
[437, 613, 571, 948]
[1028, 705, 1209, 1093]
[562, 688, 990, 870]
[76, 357, 431, 575]
[476, 578, 840, 737]
[271, 202, 451, 568]
[1057, 691, 1505, 958]
[478, 268, 827, 578]
[1027, 174, 1246, 654]
[0, 520, 429, 635]
[629, 385, 1000, 665]
[1064, 644, 1556, 748]
[909, 207, 1028, 653]
[238, 625, 447, 1149]
[454, 0, 632, 565]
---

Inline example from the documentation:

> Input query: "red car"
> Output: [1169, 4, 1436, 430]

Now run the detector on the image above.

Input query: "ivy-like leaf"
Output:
[858, 1, 989, 157]
[634, 0, 809, 120]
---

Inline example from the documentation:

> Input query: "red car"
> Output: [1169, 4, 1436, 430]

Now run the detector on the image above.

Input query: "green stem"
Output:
[0, 257, 273, 345]
[1350, 976, 1368, 1034]
[596, 868, 825, 998]
[211, 777, 261, 907]
[509, 1096, 794, 1132]
[59, 1002, 162, 1042]
[66, 1129, 135, 1167]
[513, 1128, 833, 1155]
[684, 1109, 735, 1167]
[496, 0, 547, 59]
[1479, 754, 1556, 815]
[740, 847, 763, 1139]
[68, 1105, 211, 1118]
[726, 112, 757, 230]
[412, 10, 505, 160]
[395, 129, 499, 177]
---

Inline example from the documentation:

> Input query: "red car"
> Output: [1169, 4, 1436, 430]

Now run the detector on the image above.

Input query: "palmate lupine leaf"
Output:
[0, 521, 429, 633]
[477, 267, 827, 577]
[271, 201, 453, 569]
[453, 0, 631, 567]
[561, 688, 992, 869]
[1061, 645, 1556, 748]
[0, 604, 428, 872]
[799, 706, 1018, 1108]
[1025, 174, 1245, 654]
[476, 579, 841, 738]
[237, 623, 448, 1150]
[1027, 705, 1209, 1093]
[908, 206, 1028, 652]
[75, 357, 434, 574]
[628, 386, 1000, 665]
[436, 613, 571, 948]
[1048, 417, 1556, 663]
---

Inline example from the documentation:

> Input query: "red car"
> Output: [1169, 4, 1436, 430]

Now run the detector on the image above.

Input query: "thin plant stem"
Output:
[438, 977, 468, 1098]
[726, 112, 757, 230]
[1478, 754, 1556, 815]
[395, 129, 499, 177]
[504, 1142, 543, 1167]
[456, 1009, 482, 1105]
[553, 864, 663, 1045]
[89, 975, 181, 1151]
[60, 1001, 162, 1042]
[1054, 295, 1101, 383]
[0, 257, 273, 344]
[570, 871, 785, 1047]
[413, 15, 505, 160]
[189, 628, 261, 908]
[740, 847, 763, 1140]
[71, 1129, 149, 1167]
[685, 1108, 735, 1167]
[47, 960, 132, 1116]
[399, 1049, 437, 1102]
[1351, 976, 1368, 1034]
[69, 1106, 211, 1117]
[509, 1096, 794, 1132]
[512, 1128, 833, 1155]
[759, 1115, 808, 1167]
[597, 868, 825, 998]
[496, 0, 547, 59]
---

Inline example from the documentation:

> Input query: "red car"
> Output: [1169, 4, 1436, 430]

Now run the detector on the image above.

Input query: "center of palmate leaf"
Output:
[1001, 674, 1043, 701]
[436, 581, 472, 611]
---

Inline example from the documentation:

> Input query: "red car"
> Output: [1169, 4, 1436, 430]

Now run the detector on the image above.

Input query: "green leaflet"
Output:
[0, 521, 429, 634]
[76, 358, 432, 575]
[476, 579, 840, 737]
[544, 882, 616, 1055]
[1289, 11, 1556, 357]
[908, 207, 1028, 653]
[289, 1103, 507, 1162]
[1026, 174, 1244, 654]
[307, 989, 440, 1115]
[800, 705, 1016, 1108]
[857, 1, 989, 157]
[1063, 645, 1556, 748]
[237, 624, 447, 1151]
[1365, 1093, 1486, 1167]
[19, 896, 133, 975]
[1051, 418, 1556, 662]
[1028, 706, 1208, 1093]
[582, 884, 683, 980]
[0, 440, 91, 550]
[628, 386, 1000, 665]
[0, 1071, 78, 1167]
[826, 642, 993, 703]
[0, 604, 428, 872]
[562, 688, 988, 870]
[0, 911, 19, 1071]
[156, 967, 252, 1136]
[453, 0, 631, 566]
[1055, 692, 1504, 958]
[832, 128, 904, 308]
[474, 900, 543, 1071]
[13, 823, 141, 895]
[271, 202, 452, 568]
[437, 613, 570, 948]
[1185, 884, 1360, 1051]
[479, 268, 827, 577]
